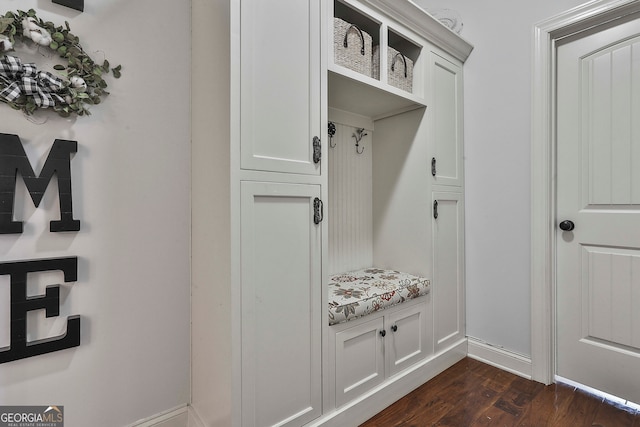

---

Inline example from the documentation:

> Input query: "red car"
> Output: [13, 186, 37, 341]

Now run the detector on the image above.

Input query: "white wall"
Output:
[0, 1, 191, 426]
[413, 0, 587, 357]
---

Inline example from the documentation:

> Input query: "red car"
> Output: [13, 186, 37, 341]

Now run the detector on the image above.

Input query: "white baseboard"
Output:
[128, 404, 208, 427]
[129, 405, 189, 427]
[467, 337, 532, 380]
[308, 339, 467, 427]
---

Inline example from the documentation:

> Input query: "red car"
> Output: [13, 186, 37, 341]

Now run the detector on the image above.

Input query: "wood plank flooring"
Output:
[359, 357, 640, 427]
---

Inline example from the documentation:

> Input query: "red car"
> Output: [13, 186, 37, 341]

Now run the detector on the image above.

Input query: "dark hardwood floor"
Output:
[360, 357, 640, 427]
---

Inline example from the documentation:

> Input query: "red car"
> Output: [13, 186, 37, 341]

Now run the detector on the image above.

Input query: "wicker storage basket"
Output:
[372, 45, 414, 93]
[334, 17, 373, 78]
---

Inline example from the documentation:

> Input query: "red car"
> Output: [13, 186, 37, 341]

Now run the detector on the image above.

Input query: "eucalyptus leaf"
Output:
[0, 8, 121, 118]
[0, 17, 13, 33]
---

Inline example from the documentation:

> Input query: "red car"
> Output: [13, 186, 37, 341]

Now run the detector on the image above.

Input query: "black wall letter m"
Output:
[0, 133, 80, 234]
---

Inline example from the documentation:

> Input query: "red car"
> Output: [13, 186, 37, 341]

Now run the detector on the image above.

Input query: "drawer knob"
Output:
[391, 325, 398, 332]
[379, 329, 386, 337]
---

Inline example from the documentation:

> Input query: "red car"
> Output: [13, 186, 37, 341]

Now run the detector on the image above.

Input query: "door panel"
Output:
[430, 53, 463, 187]
[240, 0, 321, 175]
[582, 38, 640, 206]
[581, 246, 640, 350]
[432, 191, 465, 352]
[387, 301, 429, 376]
[241, 181, 322, 426]
[334, 316, 385, 408]
[556, 15, 640, 404]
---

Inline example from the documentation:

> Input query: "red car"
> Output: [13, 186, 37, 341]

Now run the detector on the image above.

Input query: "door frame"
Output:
[531, 0, 640, 385]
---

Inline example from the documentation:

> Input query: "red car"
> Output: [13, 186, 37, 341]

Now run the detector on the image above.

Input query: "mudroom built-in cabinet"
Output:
[227, 0, 472, 425]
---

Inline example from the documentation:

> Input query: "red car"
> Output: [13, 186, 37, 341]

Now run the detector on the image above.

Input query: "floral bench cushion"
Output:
[328, 268, 431, 325]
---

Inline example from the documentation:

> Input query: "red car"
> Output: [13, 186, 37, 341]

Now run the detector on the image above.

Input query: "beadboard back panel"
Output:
[328, 121, 374, 275]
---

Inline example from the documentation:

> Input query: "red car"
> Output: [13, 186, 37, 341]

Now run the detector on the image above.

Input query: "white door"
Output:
[432, 191, 465, 352]
[556, 14, 640, 404]
[240, 181, 322, 426]
[334, 316, 385, 408]
[430, 52, 463, 187]
[240, 0, 322, 175]
[387, 300, 429, 376]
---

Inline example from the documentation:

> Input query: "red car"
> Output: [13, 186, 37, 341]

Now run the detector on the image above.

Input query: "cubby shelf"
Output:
[331, 0, 428, 119]
[328, 65, 426, 120]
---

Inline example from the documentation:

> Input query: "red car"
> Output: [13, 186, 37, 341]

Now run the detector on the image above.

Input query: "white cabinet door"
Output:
[430, 52, 463, 187]
[240, 0, 322, 175]
[432, 191, 465, 352]
[387, 301, 429, 376]
[334, 316, 385, 408]
[241, 181, 322, 427]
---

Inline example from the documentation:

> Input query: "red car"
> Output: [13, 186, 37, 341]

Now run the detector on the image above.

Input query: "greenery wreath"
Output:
[0, 9, 121, 117]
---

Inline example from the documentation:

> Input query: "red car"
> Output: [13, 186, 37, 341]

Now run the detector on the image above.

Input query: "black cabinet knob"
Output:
[391, 325, 398, 332]
[379, 329, 386, 337]
[559, 220, 575, 231]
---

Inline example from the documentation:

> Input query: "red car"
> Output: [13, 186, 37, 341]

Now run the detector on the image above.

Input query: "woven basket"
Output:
[372, 46, 413, 93]
[334, 17, 373, 78]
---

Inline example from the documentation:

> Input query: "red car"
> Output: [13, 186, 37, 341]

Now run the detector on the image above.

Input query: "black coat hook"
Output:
[328, 122, 336, 148]
[353, 128, 367, 154]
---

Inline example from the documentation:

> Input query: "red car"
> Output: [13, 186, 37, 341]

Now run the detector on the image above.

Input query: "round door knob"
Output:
[379, 330, 386, 337]
[559, 220, 575, 231]
[391, 325, 398, 332]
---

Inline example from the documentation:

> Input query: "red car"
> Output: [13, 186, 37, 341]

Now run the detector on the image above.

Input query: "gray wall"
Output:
[414, 0, 587, 356]
[0, 1, 191, 425]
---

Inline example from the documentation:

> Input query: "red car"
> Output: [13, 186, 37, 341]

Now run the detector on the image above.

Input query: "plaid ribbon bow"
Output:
[0, 55, 66, 108]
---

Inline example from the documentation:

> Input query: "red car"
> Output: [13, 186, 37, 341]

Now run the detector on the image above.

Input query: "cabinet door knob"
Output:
[391, 325, 398, 332]
[433, 200, 438, 219]
[379, 329, 386, 337]
[431, 157, 436, 176]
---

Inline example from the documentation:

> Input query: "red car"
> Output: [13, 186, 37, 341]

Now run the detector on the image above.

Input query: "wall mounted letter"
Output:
[0, 133, 80, 234]
[52, 0, 84, 12]
[0, 257, 80, 364]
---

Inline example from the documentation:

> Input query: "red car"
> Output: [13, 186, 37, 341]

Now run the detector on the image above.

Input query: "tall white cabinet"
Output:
[234, 1, 326, 426]
[219, 1, 473, 426]
[429, 52, 466, 352]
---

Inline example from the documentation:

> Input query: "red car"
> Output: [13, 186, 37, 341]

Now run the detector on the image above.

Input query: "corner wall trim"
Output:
[187, 406, 206, 427]
[467, 337, 532, 380]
